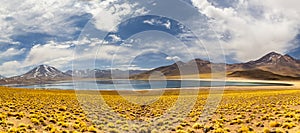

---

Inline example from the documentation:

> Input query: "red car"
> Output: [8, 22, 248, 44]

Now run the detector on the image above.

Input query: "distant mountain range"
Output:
[227, 52, 300, 77]
[0, 65, 146, 85]
[0, 52, 300, 85]
[65, 69, 146, 79]
[131, 52, 300, 80]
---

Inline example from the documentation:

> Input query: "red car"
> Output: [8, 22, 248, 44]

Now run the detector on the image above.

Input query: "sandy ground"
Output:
[224, 78, 300, 90]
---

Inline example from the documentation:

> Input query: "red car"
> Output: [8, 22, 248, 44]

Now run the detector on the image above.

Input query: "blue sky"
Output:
[0, 0, 300, 77]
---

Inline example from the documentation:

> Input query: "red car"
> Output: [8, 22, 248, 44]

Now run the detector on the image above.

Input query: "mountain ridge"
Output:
[0, 66, 147, 85]
[66, 69, 146, 79]
[228, 69, 300, 80]
[1, 51, 300, 85]
[132, 52, 300, 80]
[227, 52, 300, 77]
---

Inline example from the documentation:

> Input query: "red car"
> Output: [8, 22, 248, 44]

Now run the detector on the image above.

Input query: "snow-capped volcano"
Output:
[249, 52, 298, 65]
[22, 65, 70, 79]
[0, 65, 71, 85]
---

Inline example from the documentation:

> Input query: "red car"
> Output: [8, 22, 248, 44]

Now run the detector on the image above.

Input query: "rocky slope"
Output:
[132, 52, 300, 80]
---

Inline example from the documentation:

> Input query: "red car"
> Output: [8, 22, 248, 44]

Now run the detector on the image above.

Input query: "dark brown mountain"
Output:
[0, 65, 71, 85]
[130, 59, 212, 79]
[131, 52, 300, 80]
[228, 69, 300, 80]
[227, 52, 300, 77]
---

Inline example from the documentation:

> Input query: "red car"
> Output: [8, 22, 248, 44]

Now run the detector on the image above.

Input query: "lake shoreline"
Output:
[2, 78, 300, 91]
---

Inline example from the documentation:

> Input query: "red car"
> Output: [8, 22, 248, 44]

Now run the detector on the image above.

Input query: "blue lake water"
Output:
[12, 80, 293, 90]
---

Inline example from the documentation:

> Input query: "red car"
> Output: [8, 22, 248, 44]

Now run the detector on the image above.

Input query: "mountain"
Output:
[0, 65, 71, 85]
[130, 59, 212, 79]
[66, 69, 111, 78]
[131, 52, 300, 80]
[228, 69, 300, 80]
[22, 65, 71, 79]
[227, 52, 300, 77]
[66, 69, 146, 79]
[1, 52, 300, 84]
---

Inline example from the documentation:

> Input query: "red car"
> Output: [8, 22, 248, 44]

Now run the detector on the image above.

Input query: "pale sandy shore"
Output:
[156, 78, 300, 91]
[224, 78, 300, 90]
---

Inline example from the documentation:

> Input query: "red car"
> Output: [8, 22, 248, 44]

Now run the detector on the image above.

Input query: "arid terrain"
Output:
[1, 83, 300, 132]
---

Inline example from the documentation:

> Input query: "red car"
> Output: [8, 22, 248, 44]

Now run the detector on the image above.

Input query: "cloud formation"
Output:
[79, 0, 148, 32]
[0, 0, 82, 43]
[0, 61, 21, 77]
[143, 18, 172, 29]
[1, 0, 300, 77]
[191, 0, 300, 62]
[0, 48, 25, 59]
[0, 0, 147, 44]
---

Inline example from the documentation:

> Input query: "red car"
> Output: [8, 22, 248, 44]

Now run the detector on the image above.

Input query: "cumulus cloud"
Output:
[0, 61, 22, 77]
[0, 0, 149, 76]
[166, 56, 181, 61]
[190, 0, 300, 62]
[143, 19, 155, 25]
[0, 48, 26, 59]
[163, 20, 171, 29]
[23, 37, 108, 67]
[143, 18, 172, 29]
[79, 0, 148, 32]
[0, 0, 83, 42]
[108, 34, 122, 42]
[0, 0, 147, 44]
[23, 43, 74, 67]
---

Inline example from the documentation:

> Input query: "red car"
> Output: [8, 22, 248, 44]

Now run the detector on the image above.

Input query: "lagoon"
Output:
[12, 80, 293, 90]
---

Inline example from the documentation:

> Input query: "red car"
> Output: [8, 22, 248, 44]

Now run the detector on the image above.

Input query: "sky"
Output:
[0, 0, 300, 77]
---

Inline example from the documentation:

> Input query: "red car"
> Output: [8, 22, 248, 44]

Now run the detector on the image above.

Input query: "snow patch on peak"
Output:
[21, 65, 70, 79]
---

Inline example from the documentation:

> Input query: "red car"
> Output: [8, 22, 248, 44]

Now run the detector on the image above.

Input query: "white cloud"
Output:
[0, 0, 83, 41]
[23, 43, 74, 67]
[0, 0, 147, 44]
[0, 61, 22, 77]
[143, 19, 172, 29]
[25, 37, 104, 67]
[0, 48, 26, 58]
[166, 56, 181, 61]
[108, 34, 122, 42]
[144, 19, 155, 25]
[79, 0, 148, 32]
[191, 0, 300, 62]
[163, 20, 171, 29]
